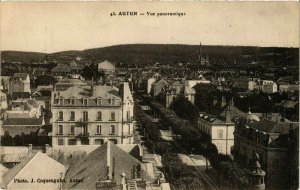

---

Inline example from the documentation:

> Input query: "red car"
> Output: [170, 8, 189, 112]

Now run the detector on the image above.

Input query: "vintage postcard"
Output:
[0, 1, 299, 190]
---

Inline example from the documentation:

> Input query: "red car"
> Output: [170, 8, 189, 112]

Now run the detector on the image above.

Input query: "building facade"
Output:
[198, 111, 235, 155]
[51, 82, 134, 146]
[233, 119, 299, 190]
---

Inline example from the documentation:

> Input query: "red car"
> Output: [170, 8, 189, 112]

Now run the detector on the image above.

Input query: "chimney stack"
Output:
[225, 109, 231, 123]
[221, 96, 226, 107]
[107, 141, 112, 180]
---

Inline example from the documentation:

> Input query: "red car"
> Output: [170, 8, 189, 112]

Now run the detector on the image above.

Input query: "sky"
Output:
[0, 2, 299, 53]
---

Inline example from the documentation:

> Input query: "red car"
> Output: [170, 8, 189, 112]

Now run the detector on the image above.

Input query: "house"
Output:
[151, 78, 169, 98]
[233, 120, 299, 190]
[262, 81, 278, 93]
[63, 141, 162, 190]
[11, 73, 31, 94]
[1, 152, 66, 190]
[51, 82, 134, 146]
[198, 110, 235, 155]
[98, 60, 116, 75]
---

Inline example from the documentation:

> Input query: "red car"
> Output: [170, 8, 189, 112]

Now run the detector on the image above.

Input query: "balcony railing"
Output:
[76, 133, 89, 138]
[78, 119, 89, 124]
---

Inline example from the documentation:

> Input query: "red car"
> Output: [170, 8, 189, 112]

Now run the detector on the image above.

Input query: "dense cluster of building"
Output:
[0, 54, 298, 190]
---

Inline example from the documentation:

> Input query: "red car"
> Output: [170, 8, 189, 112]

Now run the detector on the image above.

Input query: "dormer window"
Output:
[70, 98, 75, 105]
[111, 98, 115, 105]
[97, 98, 102, 105]
[59, 98, 64, 105]
[83, 98, 88, 105]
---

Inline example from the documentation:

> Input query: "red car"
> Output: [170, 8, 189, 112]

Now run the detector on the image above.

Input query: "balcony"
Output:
[76, 133, 89, 139]
[78, 119, 89, 124]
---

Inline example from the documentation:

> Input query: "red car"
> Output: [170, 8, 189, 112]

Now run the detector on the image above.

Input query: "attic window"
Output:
[111, 98, 115, 105]
[83, 98, 88, 105]
[70, 98, 75, 105]
[97, 98, 102, 105]
[59, 98, 64, 105]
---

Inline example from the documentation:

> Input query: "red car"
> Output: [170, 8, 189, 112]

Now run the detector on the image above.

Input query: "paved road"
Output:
[188, 156, 220, 190]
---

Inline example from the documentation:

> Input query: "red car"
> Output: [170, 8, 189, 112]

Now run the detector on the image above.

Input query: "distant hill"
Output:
[1, 44, 299, 66]
[1, 51, 46, 63]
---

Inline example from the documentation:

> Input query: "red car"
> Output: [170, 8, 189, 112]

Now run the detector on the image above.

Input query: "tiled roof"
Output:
[2, 125, 41, 137]
[199, 113, 225, 124]
[63, 142, 153, 189]
[247, 120, 299, 134]
[2, 153, 36, 187]
[98, 60, 115, 71]
[13, 73, 28, 79]
[2, 152, 65, 188]
[12, 92, 31, 99]
[3, 118, 43, 126]
[54, 85, 121, 102]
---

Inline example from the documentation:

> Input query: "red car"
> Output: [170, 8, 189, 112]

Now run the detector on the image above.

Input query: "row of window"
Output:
[58, 111, 119, 121]
[57, 98, 117, 105]
[57, 124, 116, 135]
[58, 110, 132, 121]
[57, 138, 118, 145]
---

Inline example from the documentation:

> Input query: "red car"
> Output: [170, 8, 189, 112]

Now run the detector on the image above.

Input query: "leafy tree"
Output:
[35, 75, 55, 86]
[81, 65, 94, 80]
[170, 96, 199, 122]
[1, 131, 13, 146]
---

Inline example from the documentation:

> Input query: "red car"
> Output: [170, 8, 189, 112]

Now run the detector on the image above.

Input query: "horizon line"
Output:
[1, 43, 299, 54]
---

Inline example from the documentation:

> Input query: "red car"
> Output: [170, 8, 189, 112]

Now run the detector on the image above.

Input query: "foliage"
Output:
[1, 131, 13, 146]
[0, 131, 43, 146]
[35, 75, 55, 86]
[162, 153, 205, 190]
[170, 96, 199, 122]
[149, 101, 201, 141]
[219, 161, 251, 188]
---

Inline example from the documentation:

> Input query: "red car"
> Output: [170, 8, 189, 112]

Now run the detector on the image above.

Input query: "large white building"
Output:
[51, 82, 134, 146]
[198, 111, 235, 155]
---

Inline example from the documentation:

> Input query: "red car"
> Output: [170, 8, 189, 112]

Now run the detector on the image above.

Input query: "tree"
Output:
[1, 131, 13, 146]
[35, 75, 55, 86]
[170, 96, 199, 123]
[81, 65, 94, 80]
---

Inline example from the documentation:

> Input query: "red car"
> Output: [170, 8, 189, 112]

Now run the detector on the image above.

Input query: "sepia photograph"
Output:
[0, 1, 299, 190]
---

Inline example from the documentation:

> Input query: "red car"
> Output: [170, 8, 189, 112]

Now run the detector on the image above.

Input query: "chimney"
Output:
[221, 96, 226, 107]
[107, 141, 112, 180]
[225, 109, 231, 123]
